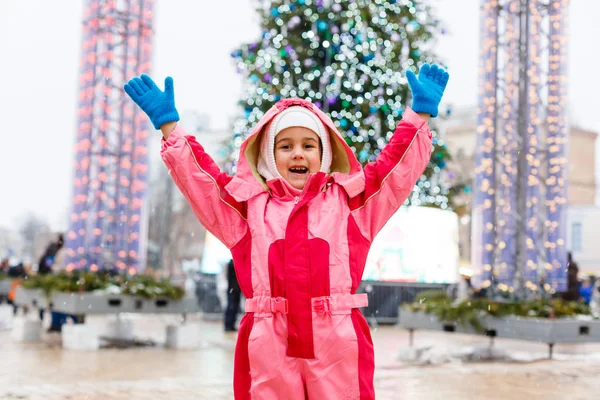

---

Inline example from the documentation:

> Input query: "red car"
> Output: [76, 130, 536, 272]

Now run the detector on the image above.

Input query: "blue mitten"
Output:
[124, 74, 179, 129]
[406, 64, 449, 118]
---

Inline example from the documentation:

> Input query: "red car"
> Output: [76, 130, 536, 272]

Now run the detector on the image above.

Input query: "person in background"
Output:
[7, 262, 26, 278]
[579, 278, 593, 305]
[37, 234, 67, 332]
[589, 278, 600, 318]
[560, 252, 580, 302]
[37, 234, 64, 275]
[0, 258, 9, 274]
[0, 258, 9, 304]
[224, 259, 241, 332]
[7, 261, 27, 315]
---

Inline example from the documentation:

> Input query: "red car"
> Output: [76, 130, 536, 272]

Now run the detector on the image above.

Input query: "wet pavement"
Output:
[1, 313, 599, 399]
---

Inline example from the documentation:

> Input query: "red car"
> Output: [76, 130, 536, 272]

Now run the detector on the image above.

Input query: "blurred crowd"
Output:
[0, 234, 70, 331]
[0, 233, 64, 278]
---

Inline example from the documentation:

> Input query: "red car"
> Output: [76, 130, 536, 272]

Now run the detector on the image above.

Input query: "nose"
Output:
[291, 146, 305, 159]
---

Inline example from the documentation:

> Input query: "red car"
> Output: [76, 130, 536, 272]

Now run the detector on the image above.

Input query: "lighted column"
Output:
[65, 0, 154, 273]
[473, 0, 569, 295]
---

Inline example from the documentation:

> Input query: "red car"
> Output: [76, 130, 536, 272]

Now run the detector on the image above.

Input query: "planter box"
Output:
[143, 297, 200, 314]
[399, 310, 449, 331]
[0, 279, 12, 296]
[62, 324, 100, 351]
[51, 293, 139, 314]
[0, 304, 13, 330]
[11, 317, 42, 342]
[14, 288, 49, 309]
[399, 309, 600, 344]
[51, 293, 200, 315]
[485, 316, 600, 343]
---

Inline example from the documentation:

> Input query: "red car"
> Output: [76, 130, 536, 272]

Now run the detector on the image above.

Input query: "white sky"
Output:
[0, 0, 598, 231]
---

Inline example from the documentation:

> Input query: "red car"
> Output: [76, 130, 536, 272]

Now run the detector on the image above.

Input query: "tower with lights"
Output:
[472, 0, 569, 294]
[64, 0, 154, 273]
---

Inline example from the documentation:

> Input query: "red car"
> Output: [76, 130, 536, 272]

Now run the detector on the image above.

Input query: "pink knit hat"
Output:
[257, 106, 332, 181]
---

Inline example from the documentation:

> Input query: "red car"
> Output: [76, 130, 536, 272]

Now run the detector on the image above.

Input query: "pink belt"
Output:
[245, 293, 368, 315]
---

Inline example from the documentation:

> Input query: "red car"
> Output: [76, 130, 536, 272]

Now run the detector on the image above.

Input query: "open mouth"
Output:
[289, 166, 308, 175]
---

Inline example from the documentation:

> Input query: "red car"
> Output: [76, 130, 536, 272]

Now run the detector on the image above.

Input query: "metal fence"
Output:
[195, 274, 449, 325]
[358, 281, 449, 324]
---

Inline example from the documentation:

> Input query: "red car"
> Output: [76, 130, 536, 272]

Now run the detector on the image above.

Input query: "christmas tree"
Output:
[230, 0, 453, 209]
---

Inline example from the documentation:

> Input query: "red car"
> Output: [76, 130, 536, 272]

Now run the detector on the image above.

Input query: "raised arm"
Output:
[124, 75, 248, 248]
[161, 126, 248, 248]
[349, 64, 449, 241]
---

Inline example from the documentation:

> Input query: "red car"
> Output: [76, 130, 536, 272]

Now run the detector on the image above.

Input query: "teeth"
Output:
[290, 167, 307, 172]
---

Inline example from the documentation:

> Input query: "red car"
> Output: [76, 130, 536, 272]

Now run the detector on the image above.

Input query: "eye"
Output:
[303, 144, 315, 149]
[278, 144, 291, 150]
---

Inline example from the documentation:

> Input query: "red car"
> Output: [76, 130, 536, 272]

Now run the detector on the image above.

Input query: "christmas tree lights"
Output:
[230, 0, 454, 209]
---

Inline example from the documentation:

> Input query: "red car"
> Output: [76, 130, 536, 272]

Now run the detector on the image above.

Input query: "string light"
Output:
[472, 0, 498, 287]
[65, 0, 154, 273]
[473, 0, 569, 294]
[229, 0, 453, 208]
[545, 0, 569, 291]
[522, 0, 543, 289]
[495, 0, 518, 286]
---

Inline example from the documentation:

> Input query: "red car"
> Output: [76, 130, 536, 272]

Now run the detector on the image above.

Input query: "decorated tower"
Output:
[472, 0, 569, 294]
[64, 0, 154, 273]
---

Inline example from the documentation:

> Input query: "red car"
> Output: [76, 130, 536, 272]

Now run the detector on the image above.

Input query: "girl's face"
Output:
[274, 127, 322, 190]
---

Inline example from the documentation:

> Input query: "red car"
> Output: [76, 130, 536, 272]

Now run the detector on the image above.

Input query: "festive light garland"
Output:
[65, 0, 154, 273]
[472, 0, 498, 289]
[473, 0, 569, 295]
[495, 0, 518, 287]
[522, 0, 543, 289]
[229, 0, 456, 209]
[545, 0, 569, 291]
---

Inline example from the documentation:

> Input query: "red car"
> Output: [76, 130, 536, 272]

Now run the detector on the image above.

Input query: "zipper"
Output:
[288, 173, 321, 206]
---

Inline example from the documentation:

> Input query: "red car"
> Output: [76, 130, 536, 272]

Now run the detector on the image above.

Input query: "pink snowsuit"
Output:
[161, 98, 432, 399]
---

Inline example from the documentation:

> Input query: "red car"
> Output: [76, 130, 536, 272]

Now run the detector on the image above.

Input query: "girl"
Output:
[125, 63, 449, 399]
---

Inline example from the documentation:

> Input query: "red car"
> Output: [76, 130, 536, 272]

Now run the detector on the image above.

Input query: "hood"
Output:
[224, 98, 365, 201]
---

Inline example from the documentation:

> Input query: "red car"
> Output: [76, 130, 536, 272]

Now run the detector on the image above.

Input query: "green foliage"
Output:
[120, 275, 185, 300]
[20, 271, 185, 300]
[22, 271, 109, 297]
[413, 289, 451, 302]
[407, 290, 592, 333]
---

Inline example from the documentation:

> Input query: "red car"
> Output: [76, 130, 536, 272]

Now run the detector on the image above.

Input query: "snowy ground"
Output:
[0, 313, 599, 399]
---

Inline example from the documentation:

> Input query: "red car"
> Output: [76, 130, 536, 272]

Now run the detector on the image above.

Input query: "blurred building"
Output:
[441, 107, 599, 275]
[567, 205, 600, 277]
[0, 226, 23, 261]
[146, 110, 231, 276]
